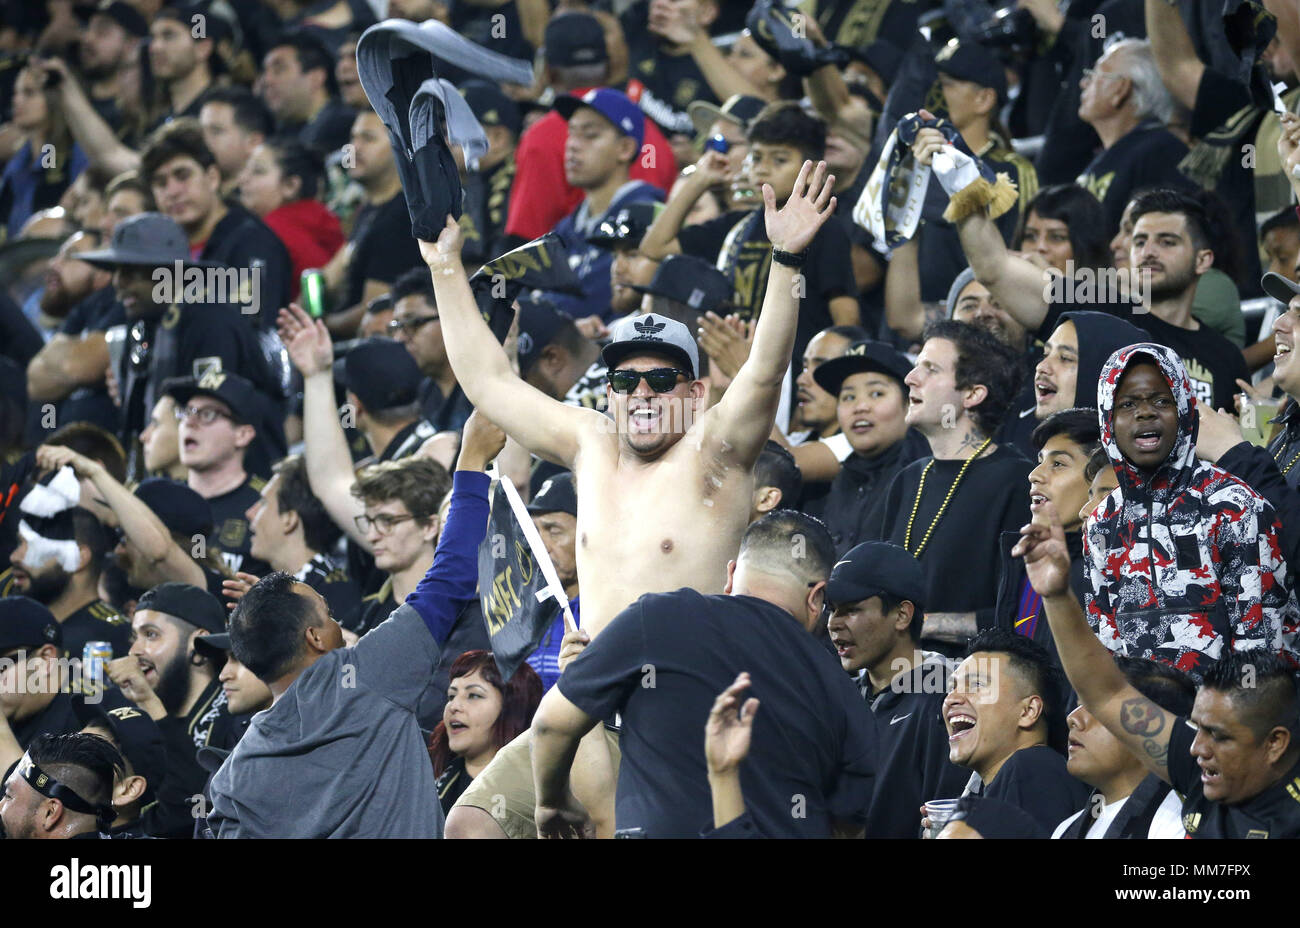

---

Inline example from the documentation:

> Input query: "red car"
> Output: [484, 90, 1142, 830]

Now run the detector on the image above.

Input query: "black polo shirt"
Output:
[343, 192, 424, 308]
[1168, 716, 1300, 838]
[863, 654, 971, 838]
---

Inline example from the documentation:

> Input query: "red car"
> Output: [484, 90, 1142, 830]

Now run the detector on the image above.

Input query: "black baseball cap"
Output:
[826, 541, 925, 613]
[193, 632, 231, 664]
[934, 38, 1008, 104]
[849, 40, 904, 86]
[1262, 271, 1300, 305]
[586, 202, 663, 251]
[136, 582, 227, 635]
[527, 472, 577, 517]
[516, 294, 571, 378]
[544, 11, 607, 68]
[461, 79, 522, 137]
[688, 93, 768, 138]
[0, 597, 62, 651]
[73, 688, 168, 803]
[92, 0, 148, 38]
[629, 254, 733, 316]
[134, 477, 214, 539]
[164, 370, 260, 425]
[813, 339, 914, 397]
[336, 337, 424, 411]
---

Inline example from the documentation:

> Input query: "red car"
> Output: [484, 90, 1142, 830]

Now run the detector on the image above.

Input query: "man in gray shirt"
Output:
[208, 414, 502, 837]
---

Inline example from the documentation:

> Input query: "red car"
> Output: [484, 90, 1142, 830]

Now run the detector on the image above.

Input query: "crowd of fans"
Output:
[1, 0, 1299, 842]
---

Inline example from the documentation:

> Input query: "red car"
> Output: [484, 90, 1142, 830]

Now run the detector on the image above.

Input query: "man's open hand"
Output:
[705, 672, 759, 775]
[277, 303, 334, 377]
[1194, 405, 1246, 464]
[763, 160, 837, 254]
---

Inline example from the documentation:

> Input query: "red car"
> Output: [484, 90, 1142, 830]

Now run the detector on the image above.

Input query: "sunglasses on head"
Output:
[607, 368, 688, 394]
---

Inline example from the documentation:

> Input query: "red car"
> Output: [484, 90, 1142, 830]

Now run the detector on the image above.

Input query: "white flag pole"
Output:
[498, 476, 578, 633]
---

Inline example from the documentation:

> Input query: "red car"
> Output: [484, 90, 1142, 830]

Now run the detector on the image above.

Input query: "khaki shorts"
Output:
[453, 725, 621, 839]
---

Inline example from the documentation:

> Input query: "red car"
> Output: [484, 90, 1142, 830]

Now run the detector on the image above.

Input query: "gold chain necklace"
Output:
[904, 437, 993, 558]
[1274, 442, 1300, 476]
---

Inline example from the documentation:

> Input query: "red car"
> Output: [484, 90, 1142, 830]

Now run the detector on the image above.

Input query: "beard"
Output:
[20, 564, 72, 605]
[1146, 262, 1196, 303]
[40, 279, 83, 318]
[152, 648, 196, 716]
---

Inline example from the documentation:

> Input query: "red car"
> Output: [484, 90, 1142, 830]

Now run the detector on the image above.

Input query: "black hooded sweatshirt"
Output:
[823, 430, 931, 557]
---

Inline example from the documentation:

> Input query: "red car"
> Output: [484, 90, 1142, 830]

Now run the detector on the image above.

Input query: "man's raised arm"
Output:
[418, 219, 597, 467]
[910, 122, 1051, 332]
[710, 160, 838, 464]
[277, 303, 369, 550]
[1013, 506, 1174, 784]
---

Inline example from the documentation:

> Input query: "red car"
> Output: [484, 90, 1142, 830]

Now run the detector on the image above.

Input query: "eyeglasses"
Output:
[387, 315, 440, 335]
[175, 405, 236, 425]
[607, 368, 688, 394]
[354, 512, 416, 535]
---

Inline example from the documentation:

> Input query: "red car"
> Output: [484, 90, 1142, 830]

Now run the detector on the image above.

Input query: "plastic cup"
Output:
[924, 798, 961, 839]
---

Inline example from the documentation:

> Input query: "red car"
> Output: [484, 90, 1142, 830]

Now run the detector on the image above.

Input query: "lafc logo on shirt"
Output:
[108, 706, 143, 721]
[1183, 812, 1201, 834]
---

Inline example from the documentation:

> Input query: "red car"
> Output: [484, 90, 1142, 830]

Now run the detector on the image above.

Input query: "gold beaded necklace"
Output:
[1274, 442, 1300, 476]
[904, 437, 993, 558]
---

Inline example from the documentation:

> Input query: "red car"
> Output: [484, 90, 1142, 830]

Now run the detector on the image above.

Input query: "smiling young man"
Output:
[825, 542, 968, 837]
[1020, 519, 1300, 837]
[942, 629, 1089, 831]
[1089, 343, 1297, 679]
[117, 581, 240, 837]
[812, 339, 929, 555]
[868, 322, 1030, 652]
[991, 408, 1100, 666]
[1053, 656, 1192, 838]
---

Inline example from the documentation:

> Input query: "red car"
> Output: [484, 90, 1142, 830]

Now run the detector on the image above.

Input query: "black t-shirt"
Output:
[558, 588, 879, 838]
[60, 599, 132, 663]
[1076, 122, 1193, 232]
[199, 203, 293, 329]
[460, 158, 517, 269]
[1038, 299, 1247, 413]
[810, 0, 927, 50]
[294, 99, 356, 155]
[621, 6, 720, 139]
[206, 474, 270, 577]
[418, 380, 474, 435]
[979, 743, 1091, 832]
[1167, 716, 1300, 838]
[870, 445, 1033, 622]
[13, 691, 81, 748]
[344, 193, 425, 308]
[679, 209, 857, 376]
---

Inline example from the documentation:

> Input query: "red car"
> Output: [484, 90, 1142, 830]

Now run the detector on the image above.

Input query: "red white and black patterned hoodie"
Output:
[1086, 343, 1300, 678]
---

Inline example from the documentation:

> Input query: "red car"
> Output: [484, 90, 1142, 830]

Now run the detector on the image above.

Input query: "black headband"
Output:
[17, 754, 116, 830]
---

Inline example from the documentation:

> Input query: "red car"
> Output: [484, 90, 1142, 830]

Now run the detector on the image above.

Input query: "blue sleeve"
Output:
[405, 470, 491, 645]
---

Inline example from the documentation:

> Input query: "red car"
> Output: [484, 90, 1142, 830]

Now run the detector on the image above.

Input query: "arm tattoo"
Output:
[1120, 696, 1171, 768]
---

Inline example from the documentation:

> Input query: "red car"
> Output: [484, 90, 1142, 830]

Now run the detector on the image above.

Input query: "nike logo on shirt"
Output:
[890, 713, 912, 725]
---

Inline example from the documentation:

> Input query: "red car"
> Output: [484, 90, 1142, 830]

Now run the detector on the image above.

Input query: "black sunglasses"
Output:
[607, 368, 688, 394]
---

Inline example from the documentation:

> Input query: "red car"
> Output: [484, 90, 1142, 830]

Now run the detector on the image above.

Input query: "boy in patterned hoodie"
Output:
[1087, 343, 1299, 680]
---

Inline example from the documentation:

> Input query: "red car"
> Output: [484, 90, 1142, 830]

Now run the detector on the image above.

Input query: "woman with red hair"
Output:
[429, 650, 542, 814]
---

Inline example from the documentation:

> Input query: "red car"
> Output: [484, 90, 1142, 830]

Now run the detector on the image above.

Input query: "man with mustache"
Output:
[113, 581, 243, 837]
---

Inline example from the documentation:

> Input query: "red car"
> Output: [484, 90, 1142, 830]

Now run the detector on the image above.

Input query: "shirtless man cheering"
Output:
[419, 159, 838, 636]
